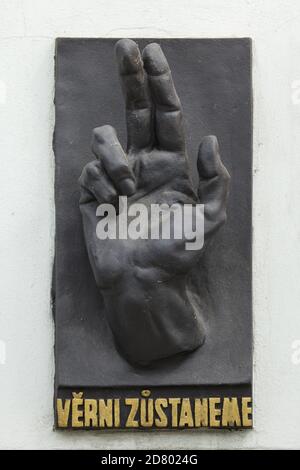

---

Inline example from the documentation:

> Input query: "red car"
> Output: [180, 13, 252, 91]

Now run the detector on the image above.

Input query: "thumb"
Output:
[197, 135, 230, 236]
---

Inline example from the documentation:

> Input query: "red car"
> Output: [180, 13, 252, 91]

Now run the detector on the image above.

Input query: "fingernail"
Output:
[119, 178, 136, 196]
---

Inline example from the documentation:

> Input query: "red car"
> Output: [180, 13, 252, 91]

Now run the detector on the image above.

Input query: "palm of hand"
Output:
[79, 39, 230, 365]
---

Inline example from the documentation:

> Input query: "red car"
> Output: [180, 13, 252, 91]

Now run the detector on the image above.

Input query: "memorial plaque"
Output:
[54, 38, 252, 429]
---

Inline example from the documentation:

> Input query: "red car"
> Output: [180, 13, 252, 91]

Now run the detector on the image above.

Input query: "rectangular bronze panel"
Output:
[54, 38, 252, 429]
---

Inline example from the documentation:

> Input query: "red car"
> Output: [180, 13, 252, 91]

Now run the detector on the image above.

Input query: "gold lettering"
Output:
[125, 398, 139, 428]
[179, 398, 194, 427]
[114, 399, 120, 428]
[194, 398, 208, 427]
[242, 397, 252, 427]
[209, 397, 221, 427]
[140, 398, 154, 427]
[84, 399, 98, 427]
[61, 393, 252, 430]
[98, 399, 113, 428]
[168, 398, 181, 427]
[222, 397, 241, 427]
[72, 392, 84, 428]
[56, 399, 71, 428]
[155, 399, 168, 428]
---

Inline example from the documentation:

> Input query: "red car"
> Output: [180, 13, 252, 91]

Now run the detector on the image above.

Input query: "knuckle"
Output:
[85, 161, 98, 178]
[79, 161, 99, 186]
[92, 125, 115, 143]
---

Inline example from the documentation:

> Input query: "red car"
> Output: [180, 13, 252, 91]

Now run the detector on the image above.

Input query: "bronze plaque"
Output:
[54, 38, 252, 429]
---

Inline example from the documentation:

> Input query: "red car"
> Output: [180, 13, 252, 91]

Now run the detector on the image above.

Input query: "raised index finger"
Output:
[115, 39, 153, 151]
[142, 43, 185, 153]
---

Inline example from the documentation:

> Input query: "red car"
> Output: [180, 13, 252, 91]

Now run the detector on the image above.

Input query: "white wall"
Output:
[0, 0, 300, 450]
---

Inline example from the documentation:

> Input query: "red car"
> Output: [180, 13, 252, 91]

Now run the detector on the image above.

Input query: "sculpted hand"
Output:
[79, 39, 230, 365]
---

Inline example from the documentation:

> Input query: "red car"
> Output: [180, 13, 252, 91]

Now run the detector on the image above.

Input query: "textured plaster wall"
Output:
[0, 0, 300, 450]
